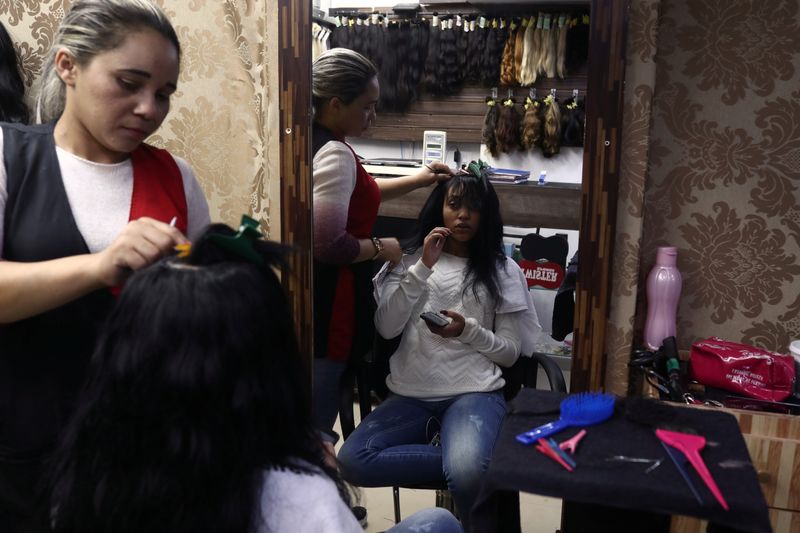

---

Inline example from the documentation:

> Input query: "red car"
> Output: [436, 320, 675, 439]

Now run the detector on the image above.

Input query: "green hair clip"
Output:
[207, 214, 266, 267]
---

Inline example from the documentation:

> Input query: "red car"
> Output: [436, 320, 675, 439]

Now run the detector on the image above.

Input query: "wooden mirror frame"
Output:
[277, 0, 630, 392]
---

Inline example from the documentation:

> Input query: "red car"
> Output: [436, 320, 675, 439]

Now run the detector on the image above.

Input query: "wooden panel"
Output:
[673, 509, 800, 533]
[570, 0, 629, 393]
[278, 0, 313, 369]
[362, 76, 588, 144]
[378, 181, 582, 230]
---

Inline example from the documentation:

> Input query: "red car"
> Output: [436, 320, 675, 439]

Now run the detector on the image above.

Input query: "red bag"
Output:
[689, 337, 795, 402]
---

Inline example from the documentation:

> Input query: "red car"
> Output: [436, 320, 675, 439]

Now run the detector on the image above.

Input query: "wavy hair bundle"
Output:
[520, 96, 543, 150]
[541, 92, 562, 158]
[494, 97, 521, 154]
[481, 96, 499, 157]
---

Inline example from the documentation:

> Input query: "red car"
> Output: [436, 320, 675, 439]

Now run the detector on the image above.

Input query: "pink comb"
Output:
[656, 429, 729, 511]
[559, 429, 587, 455]
[535, 438, 574, 472]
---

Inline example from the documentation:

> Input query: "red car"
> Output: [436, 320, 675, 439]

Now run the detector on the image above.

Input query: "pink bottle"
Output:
[643, 247, 682, 351]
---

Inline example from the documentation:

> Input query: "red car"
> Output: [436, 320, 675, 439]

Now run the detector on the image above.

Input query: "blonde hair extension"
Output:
[513, 17, 527, 84]
[519, 96, 543, 150]
[534, 13, 548, 78]
[544, 16, 557, 79]
[542, 92, 561, 157]
[519, 17, 537, 85]
[556, 13, 569, 79]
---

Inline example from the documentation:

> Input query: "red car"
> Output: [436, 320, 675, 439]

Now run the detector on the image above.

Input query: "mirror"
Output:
[278, 0, 628, 393]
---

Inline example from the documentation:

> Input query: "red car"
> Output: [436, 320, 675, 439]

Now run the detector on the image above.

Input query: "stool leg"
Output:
[393, 486, 401, 524]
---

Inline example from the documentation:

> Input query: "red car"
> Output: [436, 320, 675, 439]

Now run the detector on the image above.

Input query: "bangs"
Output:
[446, 176, 485, 210]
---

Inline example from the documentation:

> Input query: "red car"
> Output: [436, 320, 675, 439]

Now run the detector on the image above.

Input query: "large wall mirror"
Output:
[277, 0, 629, 393]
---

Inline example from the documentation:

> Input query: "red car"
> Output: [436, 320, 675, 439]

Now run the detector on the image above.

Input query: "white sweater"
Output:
[258, 462, 361, 533]
[374, 251, 542, 398]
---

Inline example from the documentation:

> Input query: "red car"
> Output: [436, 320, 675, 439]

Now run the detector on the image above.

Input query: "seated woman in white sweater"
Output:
[48, 223, 462, 533]
[338, 173, 542, 532]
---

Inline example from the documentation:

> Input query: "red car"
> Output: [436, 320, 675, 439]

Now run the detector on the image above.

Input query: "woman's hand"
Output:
[424, 309, 465, 338]
[93, 217, 188, 286]
[421, 227, 451, 268]
[420, 162, 453, 186]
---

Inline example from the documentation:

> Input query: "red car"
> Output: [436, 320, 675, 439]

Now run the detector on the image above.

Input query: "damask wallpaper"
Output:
[0, 0, 281, 236]
[607, 0, 800, 394]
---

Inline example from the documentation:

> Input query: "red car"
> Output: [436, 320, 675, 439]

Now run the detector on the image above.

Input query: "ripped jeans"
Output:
[337, 391, 506, 529]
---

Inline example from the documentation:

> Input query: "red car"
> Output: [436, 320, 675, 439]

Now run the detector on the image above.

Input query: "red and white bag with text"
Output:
[689, 337, 795, 402]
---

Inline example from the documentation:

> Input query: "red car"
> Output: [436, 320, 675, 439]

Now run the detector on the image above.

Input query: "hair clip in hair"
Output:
[207, 214, 266, 267]
[174, 243, 192, 258]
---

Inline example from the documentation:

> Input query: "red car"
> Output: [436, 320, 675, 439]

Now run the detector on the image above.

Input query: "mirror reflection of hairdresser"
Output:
[310, 48, 452, 452]
[0, 2, 210, 531]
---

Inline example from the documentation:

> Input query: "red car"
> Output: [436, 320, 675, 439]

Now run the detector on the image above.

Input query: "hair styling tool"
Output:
[660, 441, 704, 505]
[656, 429, 729, 511]
[534, 438, 574, 471]
[559, 429, 587, 454]
[516, 392, 615, 444]
[206, 214, 265, 266]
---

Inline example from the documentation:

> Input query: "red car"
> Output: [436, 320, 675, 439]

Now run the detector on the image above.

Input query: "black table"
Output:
[472, 389, 771, 533]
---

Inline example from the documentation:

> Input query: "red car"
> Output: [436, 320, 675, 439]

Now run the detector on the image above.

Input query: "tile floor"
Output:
[336, 368, 569, 533]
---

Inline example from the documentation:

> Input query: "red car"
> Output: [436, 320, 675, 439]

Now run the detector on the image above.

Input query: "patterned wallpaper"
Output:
[607, 0, 800, 393]
[644, 0, 800, 353]
[0, 0, 281, 235]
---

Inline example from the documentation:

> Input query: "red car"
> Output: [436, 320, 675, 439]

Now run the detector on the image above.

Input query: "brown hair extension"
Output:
[499, 24, 517, 86]
[481, 96, 499, 157]
[541, 93, 562, 157]
[513, 17, 527, 84]
[520, 96, 543, 150]
[518, 17, 537, 85]
[556, 13, 569, 79]
[494, 97, 521, 153]
[533, 13, 546, 78]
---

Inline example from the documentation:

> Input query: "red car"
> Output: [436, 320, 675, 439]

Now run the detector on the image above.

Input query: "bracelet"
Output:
[370, 237, 384, 260]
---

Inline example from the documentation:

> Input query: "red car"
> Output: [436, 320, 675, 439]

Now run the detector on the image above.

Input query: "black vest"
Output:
[0, 122, 114, 458]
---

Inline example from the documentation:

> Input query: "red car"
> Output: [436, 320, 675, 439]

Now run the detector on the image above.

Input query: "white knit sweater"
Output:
[374, 251, 541, 398]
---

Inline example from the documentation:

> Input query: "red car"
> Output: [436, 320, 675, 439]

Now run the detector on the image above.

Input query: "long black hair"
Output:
[49, 224, 348, 533]
[0, 21, 29, 123]
[406, 174, 506, 304]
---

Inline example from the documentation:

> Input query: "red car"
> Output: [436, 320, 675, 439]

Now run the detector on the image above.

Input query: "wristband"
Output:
[371, 237, 384, 260]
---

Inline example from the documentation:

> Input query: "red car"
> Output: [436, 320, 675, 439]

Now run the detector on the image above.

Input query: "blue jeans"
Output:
[338, 391, 506, 530]
[313, 358, 347, 443]
[387, 507, 463, 533]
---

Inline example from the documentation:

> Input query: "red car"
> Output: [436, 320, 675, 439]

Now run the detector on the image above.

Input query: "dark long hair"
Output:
[406, 174, 506, 303]
[0, 22, 29, 123]
[49, 224, 347, 533]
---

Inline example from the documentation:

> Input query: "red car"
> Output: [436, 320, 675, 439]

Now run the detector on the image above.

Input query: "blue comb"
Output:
[517, 392, 616, 445]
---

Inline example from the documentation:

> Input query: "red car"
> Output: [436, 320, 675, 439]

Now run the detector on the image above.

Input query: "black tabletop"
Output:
[472, 389, 771, 533]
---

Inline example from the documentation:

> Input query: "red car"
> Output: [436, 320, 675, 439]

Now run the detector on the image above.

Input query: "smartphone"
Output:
[420, 311, 450, 327]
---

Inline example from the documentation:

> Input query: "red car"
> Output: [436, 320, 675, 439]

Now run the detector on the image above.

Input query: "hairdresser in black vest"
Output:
[0, 2, 210, 531]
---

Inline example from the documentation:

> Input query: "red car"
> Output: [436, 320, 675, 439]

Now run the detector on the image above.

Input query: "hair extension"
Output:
[513, 17, 527, 84]
[480, 20, 506, 87]
[520, 96, 543, 150]
[544, 15, 557, 79]
[0, 22, 29, 123]
[407, 174, 506, 303]
[456, 17, 469, 81]
[566, 14, 590, 73]
[530, 14, 544, 79]
[423, 15, 441, 93]
[377, 20, 400, 111]
[466, 17, 485, 82]
[37, 0, 180, 123]
[536, 14, 552, 78]
[494, 97, 521, 154]
[330, 19, 350, 49]
[435, 17, 461, 95]
[518, 16, 538, 85]
[555, 13, 569, 79]
[50, 224, 351, 533]
[365, 16, 384, 70]
[541, 92, 562, 157]
[499, 24, 517, 86]
[350, 15, 368, 58]
[407, 19, 429, 105]
[481, 96, 499, 158]
[560, 94, 586, 146]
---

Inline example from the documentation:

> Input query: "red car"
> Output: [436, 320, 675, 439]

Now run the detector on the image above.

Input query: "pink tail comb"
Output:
[656, 429, 729, 511]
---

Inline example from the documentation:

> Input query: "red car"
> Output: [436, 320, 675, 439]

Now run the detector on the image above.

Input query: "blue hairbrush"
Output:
[516, 392, 616, 445]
